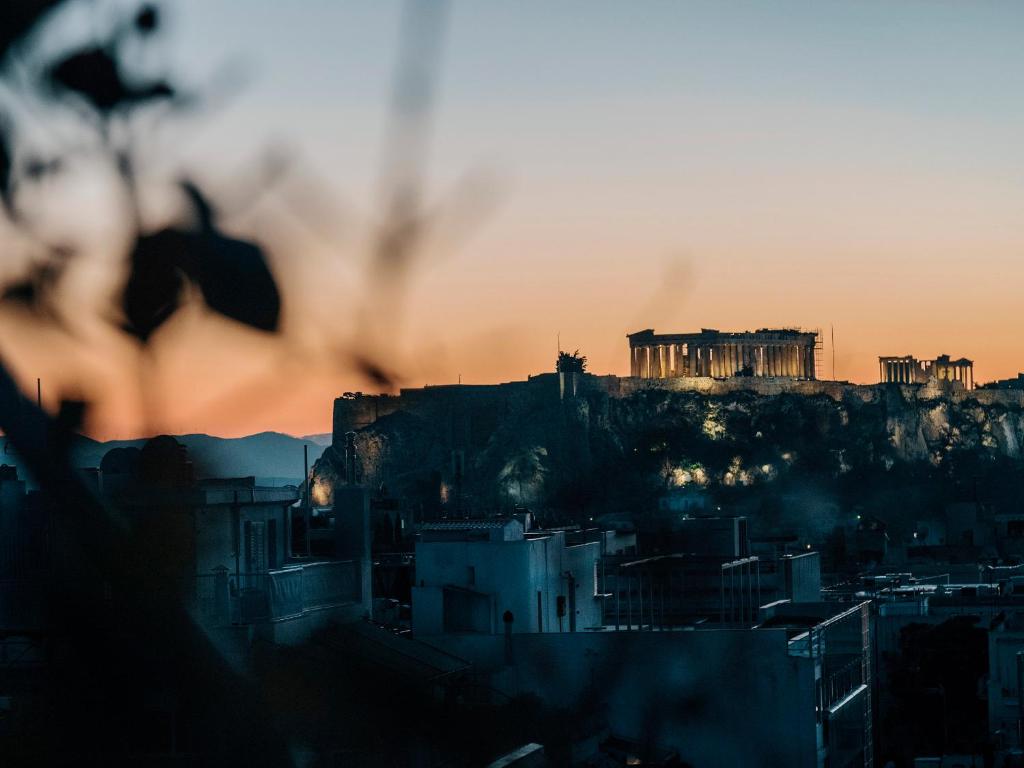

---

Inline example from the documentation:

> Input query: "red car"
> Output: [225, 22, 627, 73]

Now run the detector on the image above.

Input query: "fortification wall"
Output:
[610, 375, 1024, 409]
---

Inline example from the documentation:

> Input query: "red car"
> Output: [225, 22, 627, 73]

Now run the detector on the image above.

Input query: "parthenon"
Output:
[628, 328, 819, 380]
[879, 354, 974, 389]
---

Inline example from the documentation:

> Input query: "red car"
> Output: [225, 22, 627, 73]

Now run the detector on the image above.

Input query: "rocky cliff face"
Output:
[311, 376, 1024, 534]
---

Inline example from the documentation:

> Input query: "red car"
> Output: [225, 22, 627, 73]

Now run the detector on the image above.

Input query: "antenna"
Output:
[831, 326, 836, 381]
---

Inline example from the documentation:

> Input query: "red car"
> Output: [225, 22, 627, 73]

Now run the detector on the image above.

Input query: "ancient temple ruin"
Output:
[628, 328, 819, 380]
[878, 354, 974, 389]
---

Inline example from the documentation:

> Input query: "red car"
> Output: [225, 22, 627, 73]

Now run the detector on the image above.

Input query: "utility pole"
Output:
[36, 378, 41, 408]
[831, 326, 836, 381]
[303, 444, 310, 506]
[302, 443, 311, 557]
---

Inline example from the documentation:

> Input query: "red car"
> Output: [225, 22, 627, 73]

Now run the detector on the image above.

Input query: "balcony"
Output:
[193, 560, 361, 626]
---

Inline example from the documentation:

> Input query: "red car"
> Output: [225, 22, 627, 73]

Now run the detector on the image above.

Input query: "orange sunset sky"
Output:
[1, 0, 1023, 440]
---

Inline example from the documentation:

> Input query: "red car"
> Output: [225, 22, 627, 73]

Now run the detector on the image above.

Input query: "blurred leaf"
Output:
[0, 0, 65, 60]
[122, 184, 280, 341]
[23, 155, 62, 180]
[122, 229, 188, 341]
[48, 46, 174, 113]
[1, 277, 36, 306]
[135, 4, 159, 34]
[353, 354, 395, 388]
[1, 257, 68, 314]
[193, 230, 280, 333]
[0, 118, 12, 216]
[181, 182, 280, 333]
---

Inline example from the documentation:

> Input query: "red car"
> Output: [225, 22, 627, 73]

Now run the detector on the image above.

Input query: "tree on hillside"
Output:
[556, 349, 587, 374]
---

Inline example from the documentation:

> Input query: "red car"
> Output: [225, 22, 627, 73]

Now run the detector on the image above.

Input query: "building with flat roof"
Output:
[421, 600, 872, 768]
[413, 518, 602, 635]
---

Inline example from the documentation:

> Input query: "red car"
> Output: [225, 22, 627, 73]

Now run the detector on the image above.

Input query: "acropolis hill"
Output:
[331, 371, 1024, 442]
[312, 363, 1024, 530]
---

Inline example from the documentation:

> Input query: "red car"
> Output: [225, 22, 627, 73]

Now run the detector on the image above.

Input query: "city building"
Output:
[412, 518, 603, 635]
[102, 437, 372, 645]
[988, 611, 1024, 761]
[627, 327, 820, 380]
[604, 516, 821, 628]
[878, 354, 974, 389]
[421, 600, 873, 768]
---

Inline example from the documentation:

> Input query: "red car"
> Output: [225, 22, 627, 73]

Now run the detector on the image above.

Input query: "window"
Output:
[245, 520, 267, 573]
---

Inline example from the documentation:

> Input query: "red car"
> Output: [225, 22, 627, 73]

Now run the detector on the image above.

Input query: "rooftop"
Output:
[419, 519, 516, 531]
[418, 518, 525, 543]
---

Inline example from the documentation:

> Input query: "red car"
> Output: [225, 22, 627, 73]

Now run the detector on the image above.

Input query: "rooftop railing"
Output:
[193, 559, 360, 626]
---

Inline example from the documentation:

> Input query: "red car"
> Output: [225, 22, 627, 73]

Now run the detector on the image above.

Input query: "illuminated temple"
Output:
[628, 328, 820, 380]
[878, 354, 974, 389]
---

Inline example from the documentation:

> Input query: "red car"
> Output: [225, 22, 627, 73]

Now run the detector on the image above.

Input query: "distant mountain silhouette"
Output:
[1, 431, 326, 488]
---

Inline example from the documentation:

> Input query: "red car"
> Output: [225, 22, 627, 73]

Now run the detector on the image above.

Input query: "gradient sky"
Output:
[5, 0, 1024, 438]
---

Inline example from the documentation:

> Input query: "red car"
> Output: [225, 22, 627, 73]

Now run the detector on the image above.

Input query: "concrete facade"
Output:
[413, 521, 602, 635]
[424, 600, 872, 768]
